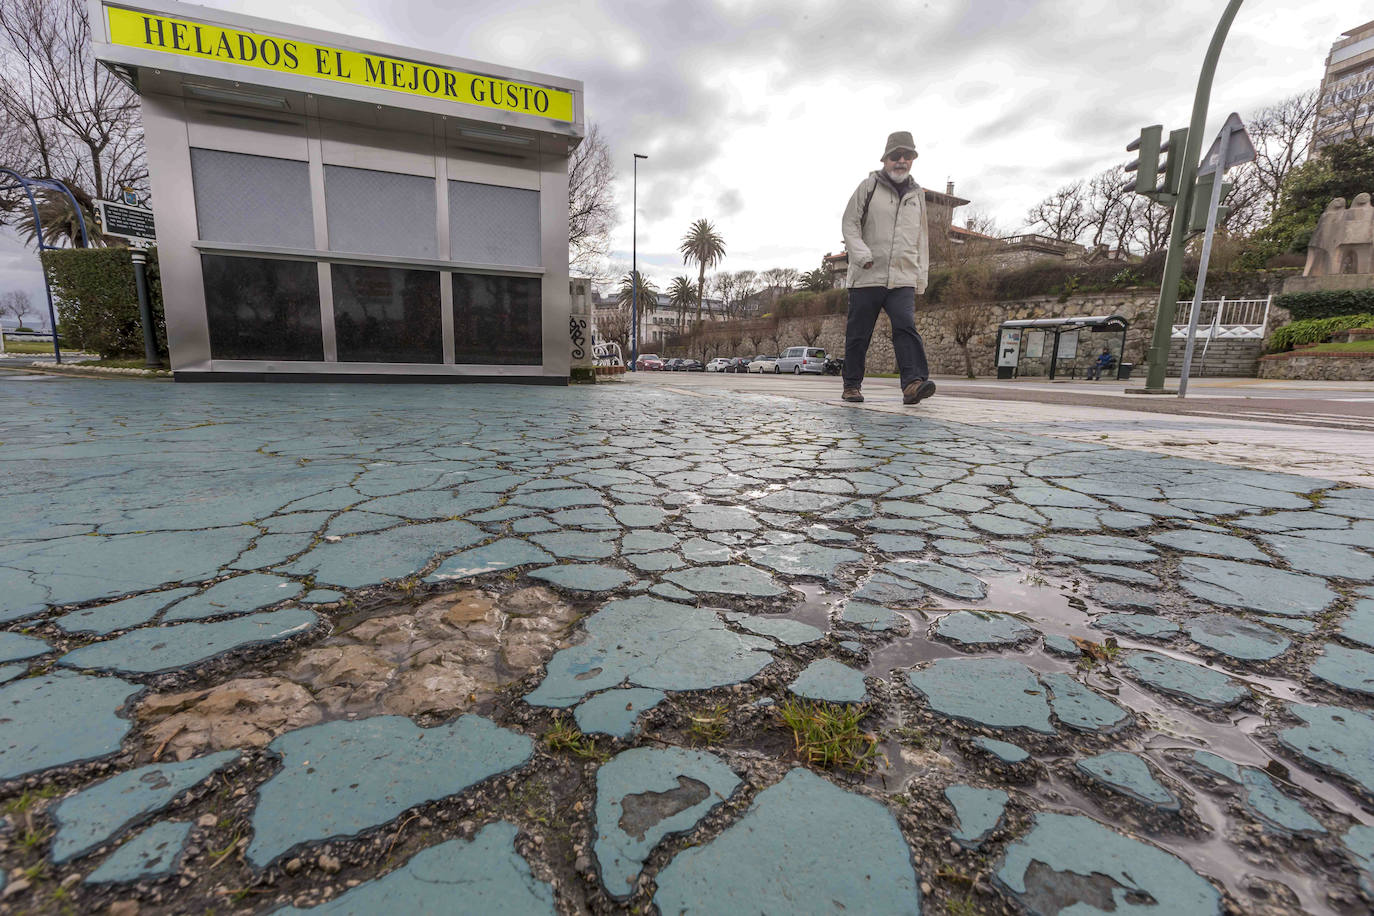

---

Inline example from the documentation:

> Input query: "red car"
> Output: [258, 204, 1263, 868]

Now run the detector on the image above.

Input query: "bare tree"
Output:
[0, 0, 145, 234]
[1249, 90, 1318, 215]
[595, 304, 631, 358]
[731, 270, 760, 316]
[950, 305, 984, 379]
[1320, 75, 1374, 147]
[1134, 198, 1173, 255]
[799, 316, 824, 347]
[0, 289, 34, 328]
[1026, 180, 1090, 243]
[710, 272, 737, 317]
[567, 123, 616, 279]
[745, 327, 764, 354]
[1085, 166, 1133, 252]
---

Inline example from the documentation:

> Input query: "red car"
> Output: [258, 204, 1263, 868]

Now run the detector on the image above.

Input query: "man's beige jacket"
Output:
[840, 171, 930, 292]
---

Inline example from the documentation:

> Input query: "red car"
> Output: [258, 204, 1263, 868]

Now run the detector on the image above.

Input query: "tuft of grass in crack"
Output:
[944, 893, 980, 915]
[544, 718, 608, 761]
[777, 699, 878, 772]
[687, 704, 730, 745]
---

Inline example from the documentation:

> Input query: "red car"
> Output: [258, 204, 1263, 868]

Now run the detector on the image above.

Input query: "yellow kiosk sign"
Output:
[107, 6, 575, 123]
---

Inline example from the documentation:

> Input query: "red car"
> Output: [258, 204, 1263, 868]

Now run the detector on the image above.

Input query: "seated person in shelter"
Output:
[1085, 347, 1114, 380]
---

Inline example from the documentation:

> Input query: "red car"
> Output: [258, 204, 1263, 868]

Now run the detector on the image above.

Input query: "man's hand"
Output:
[862, 260, 874, 269]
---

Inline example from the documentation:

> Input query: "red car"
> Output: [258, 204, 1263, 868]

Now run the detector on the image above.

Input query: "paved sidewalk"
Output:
[639, 372, 1374, 486]
[1, 374, 1372, 915]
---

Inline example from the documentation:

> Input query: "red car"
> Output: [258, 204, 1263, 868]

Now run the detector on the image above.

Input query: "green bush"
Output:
[1268, 313, 1374, 351]
[39, 247, 166, 359]
[1274, 289, 1374, 322]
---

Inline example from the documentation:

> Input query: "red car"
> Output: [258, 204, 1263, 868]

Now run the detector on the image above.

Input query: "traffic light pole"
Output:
[1139, 0, 1244, 393]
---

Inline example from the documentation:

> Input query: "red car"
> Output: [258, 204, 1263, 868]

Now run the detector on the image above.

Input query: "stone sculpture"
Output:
[1304, 194, 1374, 277]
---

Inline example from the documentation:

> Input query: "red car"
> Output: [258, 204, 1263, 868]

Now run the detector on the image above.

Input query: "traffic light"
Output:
[1125, 125, 1162, 193]
[1124, 126, 1189, 204]
[1188, 172, 1232, 232]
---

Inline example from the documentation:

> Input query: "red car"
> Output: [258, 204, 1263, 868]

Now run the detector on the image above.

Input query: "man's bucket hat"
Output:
[883, 131, 918, 160]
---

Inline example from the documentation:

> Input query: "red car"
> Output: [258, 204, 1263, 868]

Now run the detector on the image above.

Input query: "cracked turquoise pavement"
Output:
[1, 376, 1372, 914]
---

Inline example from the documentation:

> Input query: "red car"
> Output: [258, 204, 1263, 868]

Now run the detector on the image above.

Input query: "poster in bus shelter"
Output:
[1024, 330, 1044, 359]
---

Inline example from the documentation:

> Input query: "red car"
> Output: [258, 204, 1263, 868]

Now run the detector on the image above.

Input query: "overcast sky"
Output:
[0, 1, 1360, 312]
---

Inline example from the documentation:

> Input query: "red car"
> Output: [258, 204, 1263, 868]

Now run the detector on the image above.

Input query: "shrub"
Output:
[39, 247, 166, 359]
[1274, 289, 1374, 322]
[1268, 313, 1374, 351]
[774, 287, 846, 317]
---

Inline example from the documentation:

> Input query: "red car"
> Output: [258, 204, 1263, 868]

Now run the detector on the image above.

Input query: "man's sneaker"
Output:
[841, 388, 864, 403]
[902, 379, 937, 405]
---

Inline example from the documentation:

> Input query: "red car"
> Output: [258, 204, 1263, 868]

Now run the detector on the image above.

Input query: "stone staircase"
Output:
[1166, 338, 1261, 377]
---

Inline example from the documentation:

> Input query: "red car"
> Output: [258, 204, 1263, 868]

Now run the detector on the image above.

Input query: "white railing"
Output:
[1171, 296, 1271, 340]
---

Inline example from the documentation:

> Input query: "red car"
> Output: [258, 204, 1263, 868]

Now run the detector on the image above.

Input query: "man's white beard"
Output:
[884, 165, 910, 182]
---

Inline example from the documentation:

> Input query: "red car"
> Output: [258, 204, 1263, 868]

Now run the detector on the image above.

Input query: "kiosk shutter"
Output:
[190, 149, 315, 249]
[448, 181, 540, 268]
[324, 165, 438, 259]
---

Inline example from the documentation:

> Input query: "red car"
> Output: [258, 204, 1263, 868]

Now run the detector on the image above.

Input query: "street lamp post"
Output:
[631, 153, 646, 371]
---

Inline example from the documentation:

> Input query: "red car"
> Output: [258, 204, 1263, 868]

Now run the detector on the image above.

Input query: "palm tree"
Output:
[616, 270, 659, 354]
[678, 219, 726, 328]
[666, 276, 695, 333]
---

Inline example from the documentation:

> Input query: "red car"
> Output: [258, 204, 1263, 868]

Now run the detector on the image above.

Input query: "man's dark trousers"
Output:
[843, 285, 929, 390]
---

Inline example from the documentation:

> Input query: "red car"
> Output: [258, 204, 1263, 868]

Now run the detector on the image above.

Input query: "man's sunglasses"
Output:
[886, 150, 916, 161]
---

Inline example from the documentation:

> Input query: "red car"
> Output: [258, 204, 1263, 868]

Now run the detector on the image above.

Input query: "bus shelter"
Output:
[89, 0, 583, 382]
[995, 315, 1130, 380]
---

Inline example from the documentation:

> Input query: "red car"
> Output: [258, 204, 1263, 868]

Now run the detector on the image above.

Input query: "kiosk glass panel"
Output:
[324, 165, 437, 259]
[202, 255, 323, 360]
[190, 149, 315, 248]
[451, 273, 541, 364]
[448, 181, 540, 268]
[331, 264, 443, 363]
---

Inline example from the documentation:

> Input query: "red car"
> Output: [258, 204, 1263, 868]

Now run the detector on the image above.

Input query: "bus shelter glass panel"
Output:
[331, 264, 442, 363]
[202, 255, 322, 360]
[448, 181, 540, 268]
[190, 149, 315, 248]
[325, 165, 437, 259]
[451, 273, 541, 364]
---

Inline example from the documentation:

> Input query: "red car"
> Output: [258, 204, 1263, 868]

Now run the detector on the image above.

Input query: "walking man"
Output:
[839, 131, 935, 405]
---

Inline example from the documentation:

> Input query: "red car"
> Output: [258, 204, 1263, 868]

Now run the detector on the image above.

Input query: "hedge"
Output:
[1268, 313, 1374, 351]
[39, 247, 167, 359]
[1273, 289, 1374, 322]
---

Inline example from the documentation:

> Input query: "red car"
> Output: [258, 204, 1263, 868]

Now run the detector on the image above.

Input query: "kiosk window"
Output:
[325, 165, 437, 259]
[331, 265, 442, 364]
[451, 273, 541, 364]
[449, 181, 540, 268]
[191, 149, 314, 249]
[202, 255, 322, 361]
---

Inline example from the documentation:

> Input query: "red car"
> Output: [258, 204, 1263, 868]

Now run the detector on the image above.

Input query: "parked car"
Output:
[726, 357, 752, 373]
[636, 353, 663, 370]
[664, 358, 687, 371]
[747, 355, 779, 373]
[776, 347, 829, 375]
[705, 358, 731, 372]
[680, 359, 705, 372]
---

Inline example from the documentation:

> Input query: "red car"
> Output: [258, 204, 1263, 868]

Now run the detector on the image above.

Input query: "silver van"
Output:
[775, 347, 828, 374]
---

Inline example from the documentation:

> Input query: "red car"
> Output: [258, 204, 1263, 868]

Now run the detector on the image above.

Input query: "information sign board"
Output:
[96, 200, 157, 242]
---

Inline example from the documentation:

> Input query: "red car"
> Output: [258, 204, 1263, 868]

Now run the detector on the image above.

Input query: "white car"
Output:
[748, 355, 779, 373]
[705, 358, 731, 372]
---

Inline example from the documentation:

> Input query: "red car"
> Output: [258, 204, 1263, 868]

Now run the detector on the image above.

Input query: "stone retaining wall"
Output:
[1258, 352, 1374, 381]
[710, 285, 1289, 379]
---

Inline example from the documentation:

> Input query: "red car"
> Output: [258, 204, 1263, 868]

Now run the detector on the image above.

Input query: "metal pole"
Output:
[1178, 125, 1234, 398]
[131, 248, 159, 368]
[630, 153, 646, 371]
[1142, 0, 1245, 392]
